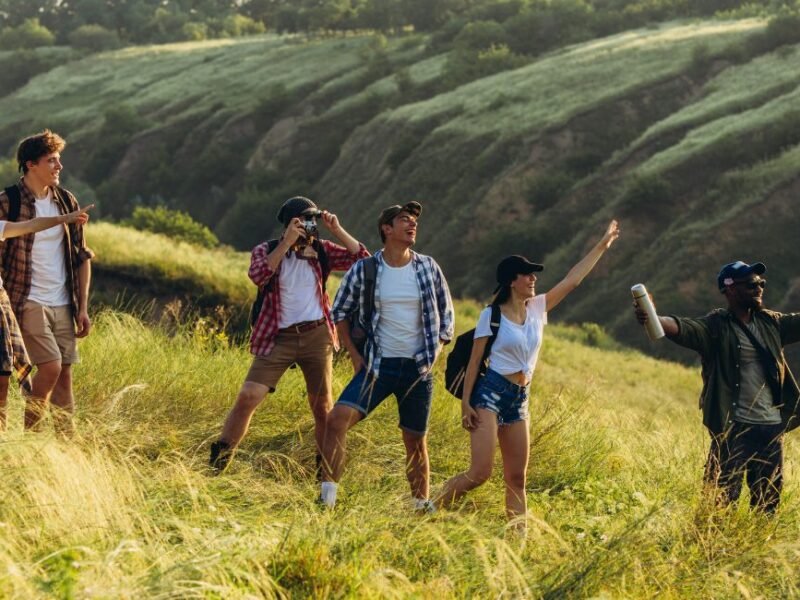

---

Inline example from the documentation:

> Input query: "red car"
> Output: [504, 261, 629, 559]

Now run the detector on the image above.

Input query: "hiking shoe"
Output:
[209, 440, 232, 473]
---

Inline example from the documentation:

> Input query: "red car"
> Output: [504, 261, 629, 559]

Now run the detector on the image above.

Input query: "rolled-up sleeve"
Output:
[323, 240, 370, 272]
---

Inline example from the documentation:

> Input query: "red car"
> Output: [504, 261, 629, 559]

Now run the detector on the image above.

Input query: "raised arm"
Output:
[2, 204, 93, 239]
[545, 220, 619, 312]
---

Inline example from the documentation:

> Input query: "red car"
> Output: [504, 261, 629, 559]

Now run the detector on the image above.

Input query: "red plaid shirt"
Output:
[0, 179, 94, 326]
[249, 239, 369, 357]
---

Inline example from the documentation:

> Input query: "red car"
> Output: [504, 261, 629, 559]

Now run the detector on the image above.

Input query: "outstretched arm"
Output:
[546, 219, 619, 313]
[1, 204, 93, 239]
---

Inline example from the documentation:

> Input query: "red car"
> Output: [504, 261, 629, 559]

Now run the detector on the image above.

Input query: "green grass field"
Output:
[2, 300, 800, 597]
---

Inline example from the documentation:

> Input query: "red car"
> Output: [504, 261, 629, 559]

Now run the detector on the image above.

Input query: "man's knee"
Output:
[234, 382, 268, 413]
[308, 393, 332, 421]
[326, 405, 359, 434]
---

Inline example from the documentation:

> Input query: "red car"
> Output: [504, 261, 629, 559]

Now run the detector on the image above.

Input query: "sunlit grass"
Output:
[1, 303, 799, 596]
[90, 222, 252, 306]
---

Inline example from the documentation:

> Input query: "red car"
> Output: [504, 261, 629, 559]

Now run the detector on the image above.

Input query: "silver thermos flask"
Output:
[631, 284, 665, 341]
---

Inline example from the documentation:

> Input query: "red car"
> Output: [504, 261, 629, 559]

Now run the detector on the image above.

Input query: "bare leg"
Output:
[498, 419, 530, 521]
[402, 430, 430, 500]
[219, 381, 271, 446]
[49, 364, 75, 437]
[436, 408, 498, 508]
[24, 360, 61, 431]
[322, 404, 362, 482]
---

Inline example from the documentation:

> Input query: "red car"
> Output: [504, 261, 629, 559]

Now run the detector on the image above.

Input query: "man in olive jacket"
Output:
[635, 261, 800, 512]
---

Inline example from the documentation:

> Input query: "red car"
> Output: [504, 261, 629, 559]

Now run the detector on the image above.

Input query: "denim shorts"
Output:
[470, 368, 529, 426]
[336, 357, 433, 435]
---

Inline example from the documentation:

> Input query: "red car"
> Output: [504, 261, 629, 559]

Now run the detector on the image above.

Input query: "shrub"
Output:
[181, 22, 209, 41]
[68, 25, 122, 53]
[124, 206, 219, 248]
[0, 157, 18, 184]
[0, 49, 64, 96]
[221, 14, 266, 37]
[0, 19, 55, 50]
[453, 20, 508, 51]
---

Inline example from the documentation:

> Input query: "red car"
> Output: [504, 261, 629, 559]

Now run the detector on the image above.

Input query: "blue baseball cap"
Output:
[717, 260, 766, 291]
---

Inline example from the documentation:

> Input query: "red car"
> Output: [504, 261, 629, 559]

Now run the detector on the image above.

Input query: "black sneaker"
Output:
[315, 452, 323, 483]
[209, 440, 232, 473]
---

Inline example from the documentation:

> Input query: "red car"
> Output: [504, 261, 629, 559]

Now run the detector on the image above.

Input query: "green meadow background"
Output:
[2, 1, 800, 596]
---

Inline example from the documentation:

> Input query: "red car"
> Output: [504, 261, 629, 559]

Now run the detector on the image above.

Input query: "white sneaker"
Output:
[413, 499, 436, 514]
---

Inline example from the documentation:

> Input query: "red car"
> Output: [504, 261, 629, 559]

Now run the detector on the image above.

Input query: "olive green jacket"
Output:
[668, 308, 800, 435]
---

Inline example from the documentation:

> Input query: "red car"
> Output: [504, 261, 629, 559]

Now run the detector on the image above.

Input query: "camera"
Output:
[301, 209, 322, 238]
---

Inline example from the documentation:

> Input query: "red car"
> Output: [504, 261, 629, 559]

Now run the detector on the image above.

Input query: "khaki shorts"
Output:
[246, 322, 333, 395]
[21, 302, 79, 365]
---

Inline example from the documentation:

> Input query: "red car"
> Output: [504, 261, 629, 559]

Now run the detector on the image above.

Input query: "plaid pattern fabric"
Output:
[249, 239, 369, 357]
[0, 180, 95, 327]
[331, 249, 455, 377]
[0, 287, 31, 391]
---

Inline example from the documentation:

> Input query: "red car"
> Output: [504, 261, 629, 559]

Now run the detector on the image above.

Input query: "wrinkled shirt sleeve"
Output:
[322, 239, 370, 272]
[778, 312, 800, 345]
[433, 259, 454, 342]
[331, 261, 362, 323]
[668, 315, 713, 358]
[248, 241, 277, 287]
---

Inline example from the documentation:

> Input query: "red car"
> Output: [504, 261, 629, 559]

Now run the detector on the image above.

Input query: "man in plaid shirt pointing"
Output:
[210, 196, 368, 473]
[320, 201, 455, 511]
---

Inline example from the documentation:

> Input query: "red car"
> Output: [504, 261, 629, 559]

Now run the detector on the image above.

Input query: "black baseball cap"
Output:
[717, 260, 766, 291]
[276, 196, 318, 226]
[377, 201, 422, 239]
[494, 255, 544, 293]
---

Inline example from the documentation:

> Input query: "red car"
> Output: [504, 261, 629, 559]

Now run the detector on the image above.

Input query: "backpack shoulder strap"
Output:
[482, 304, 502, 360]
[4, 185, 21, 222]
[361, 256, 378, 327]
[313, 238, 330, 287]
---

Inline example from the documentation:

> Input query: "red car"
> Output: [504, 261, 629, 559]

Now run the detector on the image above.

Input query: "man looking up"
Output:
[321, 201, 454, 511]
[210, 196, 368, 473]
[635, 261, 800, 512]
[0, 129, 94, 435]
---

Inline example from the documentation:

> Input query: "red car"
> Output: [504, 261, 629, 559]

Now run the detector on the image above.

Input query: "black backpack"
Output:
[445, 304, 501, 400]
[348, 256, 377, 354]
[250, 238, 330, 327]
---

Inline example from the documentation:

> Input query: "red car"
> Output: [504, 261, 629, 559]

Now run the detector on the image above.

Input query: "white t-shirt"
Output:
[375, 261, 424, 358]
[277, 253, 324, 328]
[28, 191, 70, 307]
[474, 294, 547, 381]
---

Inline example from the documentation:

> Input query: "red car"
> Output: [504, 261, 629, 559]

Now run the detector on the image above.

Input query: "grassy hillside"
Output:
[3, 303, 800, 597]
[2, 18, 800, 365]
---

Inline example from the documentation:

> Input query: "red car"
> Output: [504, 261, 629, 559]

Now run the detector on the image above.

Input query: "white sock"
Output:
[320, 482, 338, 507]
[413, 497, 427, 510]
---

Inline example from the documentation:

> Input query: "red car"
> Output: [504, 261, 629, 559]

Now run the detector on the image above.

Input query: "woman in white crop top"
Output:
[437, 220, 619, 524]
[0, 204, 91, 429]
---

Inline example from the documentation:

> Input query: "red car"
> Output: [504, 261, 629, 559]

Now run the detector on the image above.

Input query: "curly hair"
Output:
[16, 129, 66, 174]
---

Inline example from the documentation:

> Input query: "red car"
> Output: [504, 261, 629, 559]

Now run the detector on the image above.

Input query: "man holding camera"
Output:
[319, 201, 454, 511]
[210, 196, 368, 473]
[634, 260, 800, 512]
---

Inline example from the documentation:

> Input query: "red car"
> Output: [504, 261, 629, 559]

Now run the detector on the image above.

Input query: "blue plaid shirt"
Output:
[332, 250, 455, 377]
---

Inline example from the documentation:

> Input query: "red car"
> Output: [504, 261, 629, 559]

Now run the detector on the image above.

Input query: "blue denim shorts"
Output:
[336, 357, 433, 435]
[470, 368, 529, 426]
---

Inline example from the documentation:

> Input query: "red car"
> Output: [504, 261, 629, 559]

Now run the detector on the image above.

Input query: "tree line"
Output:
[0, 0, 798, 53]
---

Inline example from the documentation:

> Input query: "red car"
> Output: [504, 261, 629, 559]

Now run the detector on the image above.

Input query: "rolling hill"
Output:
[1, 18, 799, 362]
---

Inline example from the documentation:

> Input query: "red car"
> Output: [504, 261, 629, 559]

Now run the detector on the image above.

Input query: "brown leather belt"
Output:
[279, 318, 326, 334]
